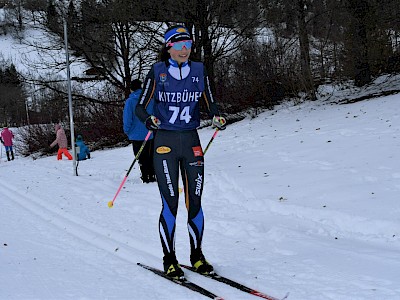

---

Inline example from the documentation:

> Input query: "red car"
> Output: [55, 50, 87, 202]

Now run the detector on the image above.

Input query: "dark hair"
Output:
[159, 44, 170, 62]
[160, 24, 193, 62]
[130, 79, 142, 91]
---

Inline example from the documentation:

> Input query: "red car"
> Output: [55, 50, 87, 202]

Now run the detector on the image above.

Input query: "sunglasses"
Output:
[167, 40, 193, 50]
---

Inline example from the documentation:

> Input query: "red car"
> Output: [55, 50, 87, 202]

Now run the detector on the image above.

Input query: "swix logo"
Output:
[189, 161, 204, 167]
[195, 173, 202, 196]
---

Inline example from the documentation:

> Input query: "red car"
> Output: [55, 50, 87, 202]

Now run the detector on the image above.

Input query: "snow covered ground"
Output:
[1, 92, 400, 300]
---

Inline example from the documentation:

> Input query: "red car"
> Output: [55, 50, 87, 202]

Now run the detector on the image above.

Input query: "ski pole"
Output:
[108, 130, 152, 208]
[0, 137, 3, 162]
[203, 129, 219, 155]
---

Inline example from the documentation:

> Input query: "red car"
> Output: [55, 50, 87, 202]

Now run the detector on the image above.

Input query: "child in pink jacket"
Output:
[50, 124, 73, 160]
[1, 127, 15, 161]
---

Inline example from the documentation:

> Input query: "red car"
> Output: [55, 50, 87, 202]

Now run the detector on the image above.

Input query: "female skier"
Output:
[135, 25, 226, 278]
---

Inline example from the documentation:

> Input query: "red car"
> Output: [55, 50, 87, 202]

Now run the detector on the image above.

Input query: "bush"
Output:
[16, 124, 57, 157]
[214, 41, 299, 115]
[16, 104, 129, 157]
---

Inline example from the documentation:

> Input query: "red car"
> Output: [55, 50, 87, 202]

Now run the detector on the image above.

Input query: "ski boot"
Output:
[163, 253, 184, 279]
[190, 249, 214, 274]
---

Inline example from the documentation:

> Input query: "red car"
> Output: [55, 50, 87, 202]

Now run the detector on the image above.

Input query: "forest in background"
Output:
[1, 0, 400, 155]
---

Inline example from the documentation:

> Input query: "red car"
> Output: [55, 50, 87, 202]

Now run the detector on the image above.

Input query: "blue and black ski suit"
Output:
[135, 58, 220, 258]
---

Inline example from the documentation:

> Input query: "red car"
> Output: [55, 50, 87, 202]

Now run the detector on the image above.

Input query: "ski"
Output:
[137, 263, 224, 299]
[181, 265, 289, 300]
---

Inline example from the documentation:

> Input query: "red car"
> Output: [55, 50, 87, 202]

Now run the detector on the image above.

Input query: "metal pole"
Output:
[63, 18, 77, 176]
[25, 100, 30, 125]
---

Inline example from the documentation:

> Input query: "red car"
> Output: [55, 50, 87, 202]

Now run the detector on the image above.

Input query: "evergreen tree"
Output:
[67, 0, 80, 48]
[0, 64, 27, 126]
[46, 0, 60, 34]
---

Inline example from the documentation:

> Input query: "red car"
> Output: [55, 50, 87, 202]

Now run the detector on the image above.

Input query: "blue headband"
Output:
[164, 26, 191, 44]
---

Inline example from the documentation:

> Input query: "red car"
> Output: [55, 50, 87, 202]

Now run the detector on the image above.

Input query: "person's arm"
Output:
[135, 66, 156, 124]
[50, 138, 57, 148]
[85, 144, 90, 155]
[202, 66, 227, 130]
[50, 131, 60, 148]
[202, 66, 220, 117]
[123, 96, 133, 135]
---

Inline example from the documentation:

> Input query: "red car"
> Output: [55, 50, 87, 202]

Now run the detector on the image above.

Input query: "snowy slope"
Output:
[1, 94, 400, 300]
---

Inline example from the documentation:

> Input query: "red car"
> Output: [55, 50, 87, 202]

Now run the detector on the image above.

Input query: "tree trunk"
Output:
[297, 0, 316, 100]
[196, 0, 214, 80]
[348, 0, 371, 86]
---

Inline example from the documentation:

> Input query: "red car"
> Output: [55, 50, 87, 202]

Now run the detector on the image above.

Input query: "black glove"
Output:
[145, 115, 161, 130]
[212, 116, 227, 130]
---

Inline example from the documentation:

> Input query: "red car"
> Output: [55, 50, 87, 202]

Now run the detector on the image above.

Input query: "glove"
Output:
[212, 116, 227, 130]
[145, 115, 161, 130]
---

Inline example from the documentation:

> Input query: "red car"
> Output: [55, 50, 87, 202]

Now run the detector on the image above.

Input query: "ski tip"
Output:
[281, 292, 290, 299]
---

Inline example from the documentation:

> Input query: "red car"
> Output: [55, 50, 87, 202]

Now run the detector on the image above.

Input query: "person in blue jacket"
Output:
[135, 25, 227, 279]
[75, 135, 90, 161]
[123, 79, 156, 183]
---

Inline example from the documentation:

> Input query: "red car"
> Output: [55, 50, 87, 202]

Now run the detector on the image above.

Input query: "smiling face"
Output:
[168, 45, 191, 65]
[164, 26, 192, 64]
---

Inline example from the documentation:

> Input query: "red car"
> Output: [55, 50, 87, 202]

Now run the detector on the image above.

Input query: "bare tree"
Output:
[187, 0, 262, 80]
[19, 0, 163, 108]
[20, 0, 263, 111]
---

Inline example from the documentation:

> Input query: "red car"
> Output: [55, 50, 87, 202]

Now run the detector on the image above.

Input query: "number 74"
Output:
[169, 106, 191, 124]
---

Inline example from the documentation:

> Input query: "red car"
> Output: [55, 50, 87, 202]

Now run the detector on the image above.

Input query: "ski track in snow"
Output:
[1, 157, 271, 299]
[1, 181, 152, 262]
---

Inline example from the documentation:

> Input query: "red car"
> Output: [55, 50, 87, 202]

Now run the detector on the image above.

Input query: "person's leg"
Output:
[147, 139, 156, 181]
[65, 149, 73, 160]
[153, 130, 182, 277]
[132, 140, 149, 182]
[57, 149, 63, 160]
[140, 139, 156, 182]
[8, 146, 14, 160]
[5, 146, 10, 161]
[181, 130, 213, 274]
[62, 148, 73, 160]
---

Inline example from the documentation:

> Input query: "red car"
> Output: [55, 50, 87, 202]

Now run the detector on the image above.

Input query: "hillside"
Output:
[1, 91, 400, 299]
